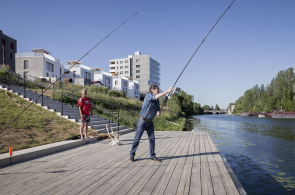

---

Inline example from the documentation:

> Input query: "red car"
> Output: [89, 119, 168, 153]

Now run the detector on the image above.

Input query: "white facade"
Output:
[15, 49, 65, 81]
[93, 70, 113, 89]
[128, 80, 140, 100]
[64, 64, 94, 83]
[112, 75, 129, 97]
[109, 51, 161, 100]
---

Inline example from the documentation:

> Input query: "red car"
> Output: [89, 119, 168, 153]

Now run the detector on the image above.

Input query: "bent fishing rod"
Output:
[0, 12, 138, 134]
[162, 0, 236, 109]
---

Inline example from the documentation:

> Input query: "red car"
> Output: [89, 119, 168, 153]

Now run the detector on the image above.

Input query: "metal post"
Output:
[23, 76, 26, 98]
[41, 86, 43, 106]
[62, 94, 63, 116]
[72, 90, 73, 107]
[118, 110, 119, 134]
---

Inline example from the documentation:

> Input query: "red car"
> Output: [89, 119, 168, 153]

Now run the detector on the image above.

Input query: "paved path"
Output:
[0, 131, 241, 195]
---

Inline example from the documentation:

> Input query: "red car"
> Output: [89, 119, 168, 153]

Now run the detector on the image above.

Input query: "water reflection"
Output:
[192, 115, 295, 194]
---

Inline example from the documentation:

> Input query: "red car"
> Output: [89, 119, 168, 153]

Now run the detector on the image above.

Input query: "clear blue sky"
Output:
[1, 0, 295, 109]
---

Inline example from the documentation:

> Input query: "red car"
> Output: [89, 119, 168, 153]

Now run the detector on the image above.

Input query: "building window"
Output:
[125, 66, 128, 69]
[125, 71, 128, 74]
[84, 72, 91, 79]
[73, 71, 76, 77]
[10, 53, 12, 60]
[116, 61, 118, 64]
[46, 62, 54, 72]
[46, 72, 49, 77]
[136, 65, 140, 68]
[120, 66, 123, 69]
[60, 68, 62, 75]
[136, 59, 140, 62]
[120, 71, 123, 74]
[117, 67, 118, 69]
[125, 60, 128, 63]
[24, 72, 29, 78]
[115, 80, 118, 85]
[136, 76, 140, 79]
[105, 77, 110, 84]
[120, 61, 123, 64]
[24, 60, 29, 69]
[52, 74, 54, 77]
[136, 85, 138, 90]
[136, 70, 140, 73]
[10, 43, 14, 50]
[1, 39, 5, 46]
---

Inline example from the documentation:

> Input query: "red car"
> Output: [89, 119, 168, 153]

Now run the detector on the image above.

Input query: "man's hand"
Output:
[167, 85, 174, 93]
[157, 111, 161, 116]
[91, 112, 93, 116]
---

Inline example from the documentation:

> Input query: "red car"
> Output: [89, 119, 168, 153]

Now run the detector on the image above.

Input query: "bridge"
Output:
[204, 109, 227, 114]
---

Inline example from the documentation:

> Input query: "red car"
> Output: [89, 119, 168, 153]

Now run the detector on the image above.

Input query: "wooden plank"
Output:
[93, 132, 178, 195]
[177, 131, 196, 195]
[69, 132, 173, 195]
[203, 132, 227, 195]
[152, 132, 192, 195]
[189, 131, 202, 195]
[200, 131, 214, 195]
[206, 133, 240, 195]
[136, 132, 191, 195]
[164, 131, 194, 194]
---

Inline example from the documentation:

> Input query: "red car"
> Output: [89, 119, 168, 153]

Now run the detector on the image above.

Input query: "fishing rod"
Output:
[162, 0, 236, 109]
[0, 12, 139, 134]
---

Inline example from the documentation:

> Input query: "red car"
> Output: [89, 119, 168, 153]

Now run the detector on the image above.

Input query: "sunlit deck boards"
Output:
[0, 131, 241, 195]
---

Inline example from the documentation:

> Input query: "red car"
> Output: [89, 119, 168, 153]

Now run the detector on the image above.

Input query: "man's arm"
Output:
[79, 107, 83, 119]
[155, 85, 174, 100]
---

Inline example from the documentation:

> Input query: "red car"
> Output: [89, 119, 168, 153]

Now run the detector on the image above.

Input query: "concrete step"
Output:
[92, 124, 125, 131]
[89, 123, 119, 129]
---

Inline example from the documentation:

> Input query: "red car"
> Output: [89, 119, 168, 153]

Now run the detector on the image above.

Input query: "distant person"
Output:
[78, 89, 93, 139]
[130, 84, 174, 162]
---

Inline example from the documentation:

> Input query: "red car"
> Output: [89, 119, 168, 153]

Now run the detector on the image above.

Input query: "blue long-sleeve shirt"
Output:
[139, 93, 160, 120]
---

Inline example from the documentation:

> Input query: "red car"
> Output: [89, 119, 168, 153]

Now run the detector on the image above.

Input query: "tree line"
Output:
[163, 90, 204, 116]
[230, 67, 295, 113]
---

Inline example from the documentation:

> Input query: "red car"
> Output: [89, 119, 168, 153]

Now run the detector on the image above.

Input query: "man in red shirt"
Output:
[78, 89, 93, 139]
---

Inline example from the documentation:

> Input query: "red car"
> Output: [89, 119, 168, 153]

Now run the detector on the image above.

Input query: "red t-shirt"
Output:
[78, 97, 91, 115]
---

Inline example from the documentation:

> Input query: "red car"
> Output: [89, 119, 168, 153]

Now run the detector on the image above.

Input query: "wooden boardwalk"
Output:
[0, 131, 241, 195]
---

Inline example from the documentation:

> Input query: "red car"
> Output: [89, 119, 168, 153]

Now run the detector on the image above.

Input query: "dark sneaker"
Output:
[130, 156, 134, 162]
[150, 157, 161, 162]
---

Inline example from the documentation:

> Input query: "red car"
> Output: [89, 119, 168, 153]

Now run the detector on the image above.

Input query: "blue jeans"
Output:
[130, 117, 156, 158]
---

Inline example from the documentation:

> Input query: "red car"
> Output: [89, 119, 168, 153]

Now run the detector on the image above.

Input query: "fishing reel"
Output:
[167, 87, 180, 99]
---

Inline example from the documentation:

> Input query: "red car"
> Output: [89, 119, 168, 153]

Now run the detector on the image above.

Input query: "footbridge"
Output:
[204, 110, 227, 114]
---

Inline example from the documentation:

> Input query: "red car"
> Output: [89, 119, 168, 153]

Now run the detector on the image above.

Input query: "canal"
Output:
[192, 114, 295, 195]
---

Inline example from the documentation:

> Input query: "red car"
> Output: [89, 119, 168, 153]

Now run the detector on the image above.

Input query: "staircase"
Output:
[0, 83, 134, 135]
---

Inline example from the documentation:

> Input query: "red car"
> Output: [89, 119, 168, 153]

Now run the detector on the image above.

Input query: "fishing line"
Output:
[162, 0, 236, 110]
[0, 12, 139, 134]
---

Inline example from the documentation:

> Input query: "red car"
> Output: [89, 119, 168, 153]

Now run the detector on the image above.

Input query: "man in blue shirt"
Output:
[130, 84, 174, 162]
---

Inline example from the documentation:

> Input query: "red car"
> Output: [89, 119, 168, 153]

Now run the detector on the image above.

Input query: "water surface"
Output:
[192, 115, 295, 195]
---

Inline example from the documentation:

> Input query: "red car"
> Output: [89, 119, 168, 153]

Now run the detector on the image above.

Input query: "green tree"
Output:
[215, 104, 220, 110]
[202, 105, 211, 110]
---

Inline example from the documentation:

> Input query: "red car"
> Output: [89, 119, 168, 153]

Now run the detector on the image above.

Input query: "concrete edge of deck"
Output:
[0, 138, 91, 168]
[208, 131, 248, 195]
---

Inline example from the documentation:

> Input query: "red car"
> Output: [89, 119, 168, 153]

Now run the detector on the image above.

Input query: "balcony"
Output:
[109, 64, 116, 68]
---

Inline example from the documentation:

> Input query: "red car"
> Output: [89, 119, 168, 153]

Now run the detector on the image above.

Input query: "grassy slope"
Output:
[0, 89, 103, 154]
[28, 84, 187, 131]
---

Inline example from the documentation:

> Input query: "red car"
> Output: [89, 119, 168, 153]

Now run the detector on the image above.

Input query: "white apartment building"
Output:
[109, 51, 160, 100]
[128, 79, 140, 100]
[92, 68, 113, 89]
[64, 63, 94, 83]
[15, 49, 64, 80]
[112, 73, 129, 97]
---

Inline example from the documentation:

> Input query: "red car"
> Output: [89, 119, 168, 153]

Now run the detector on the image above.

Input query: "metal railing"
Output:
[0, 69, 120, 133]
